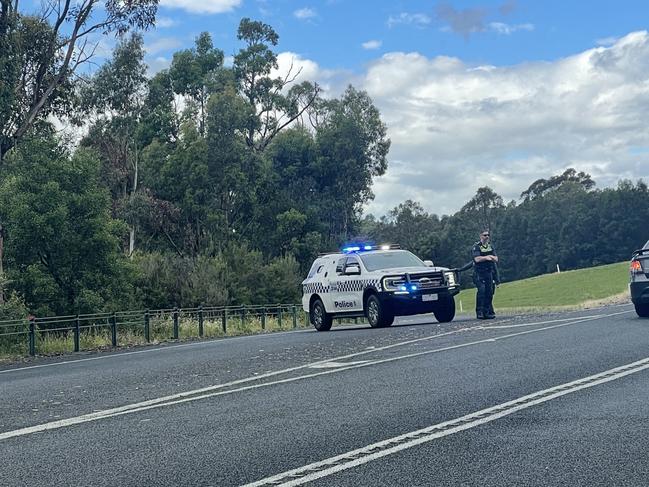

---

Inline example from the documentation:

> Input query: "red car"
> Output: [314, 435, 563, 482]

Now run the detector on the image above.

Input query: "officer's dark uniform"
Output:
[472, 241, 499, 319]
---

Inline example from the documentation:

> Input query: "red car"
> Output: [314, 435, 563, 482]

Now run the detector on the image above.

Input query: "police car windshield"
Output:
[359, 250, 425, 271]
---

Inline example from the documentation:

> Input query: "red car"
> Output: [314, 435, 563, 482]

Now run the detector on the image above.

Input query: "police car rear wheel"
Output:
[433, 296, 455, 323]
[635, 302, 649, 318]
[311, 299, 333, 331]
[366, 294, 394, 328]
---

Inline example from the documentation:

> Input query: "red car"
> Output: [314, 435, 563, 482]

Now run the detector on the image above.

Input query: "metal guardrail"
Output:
[0, 304, 308, 356]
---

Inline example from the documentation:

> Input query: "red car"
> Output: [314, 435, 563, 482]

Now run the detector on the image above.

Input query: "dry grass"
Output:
[0, 309, 323, 359]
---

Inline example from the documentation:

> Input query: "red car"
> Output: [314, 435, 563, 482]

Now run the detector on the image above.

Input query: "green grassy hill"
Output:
[455, 262, 630, 313]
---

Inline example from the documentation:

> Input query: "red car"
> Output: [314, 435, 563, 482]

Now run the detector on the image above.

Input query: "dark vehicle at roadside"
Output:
[630, 239, 649, 317]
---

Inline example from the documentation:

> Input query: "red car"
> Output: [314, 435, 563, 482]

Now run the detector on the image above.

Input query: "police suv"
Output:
[302, 245, 460, 331]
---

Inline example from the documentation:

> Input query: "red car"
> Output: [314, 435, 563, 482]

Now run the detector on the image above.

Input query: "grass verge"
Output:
[455, 261, 630, 314]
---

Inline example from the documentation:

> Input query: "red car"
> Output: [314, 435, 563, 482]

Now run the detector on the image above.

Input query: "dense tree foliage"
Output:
[0, 133, 135, 316]
[1, 13, 647, 319]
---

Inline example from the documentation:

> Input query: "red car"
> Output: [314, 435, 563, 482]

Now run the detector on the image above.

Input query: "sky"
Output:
[64, 0, 649, 216]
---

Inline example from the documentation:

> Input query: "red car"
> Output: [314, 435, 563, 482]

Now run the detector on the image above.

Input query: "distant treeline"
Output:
[1, 10, 647, 319]
[362, 170, 649, 287]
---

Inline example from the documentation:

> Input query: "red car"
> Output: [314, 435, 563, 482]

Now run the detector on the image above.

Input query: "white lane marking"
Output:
[244, 355, 649, 487]
[309, 361, 370, 369]
[480, 314, 605, 329]
[0, 309, 631, 442]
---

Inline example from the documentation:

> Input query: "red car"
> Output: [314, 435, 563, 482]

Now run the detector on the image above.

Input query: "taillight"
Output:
[631, 260, 642, 272]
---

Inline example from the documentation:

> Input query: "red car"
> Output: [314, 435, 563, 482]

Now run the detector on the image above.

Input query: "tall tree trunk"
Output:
[0, 222, 4, 305]
[128, 146, 139, 257]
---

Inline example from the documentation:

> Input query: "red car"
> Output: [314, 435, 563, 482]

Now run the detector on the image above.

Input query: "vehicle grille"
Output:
[410, 272, 444, 288]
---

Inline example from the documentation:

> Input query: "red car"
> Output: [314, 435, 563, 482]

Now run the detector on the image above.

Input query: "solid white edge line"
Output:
[244, 356, 649, 487]
[0, 309, 631, 442]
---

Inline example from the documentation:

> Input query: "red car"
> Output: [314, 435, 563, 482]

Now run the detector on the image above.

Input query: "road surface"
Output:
[1, 304, 647, 486]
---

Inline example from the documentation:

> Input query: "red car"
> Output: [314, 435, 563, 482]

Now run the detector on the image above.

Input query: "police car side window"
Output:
[345, 257, 361, 274]
[307, 261, 319, 278]
[336, 258, 346, 274]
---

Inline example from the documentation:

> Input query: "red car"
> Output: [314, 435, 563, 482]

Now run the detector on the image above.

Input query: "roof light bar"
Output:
[341, 243, 401, 253]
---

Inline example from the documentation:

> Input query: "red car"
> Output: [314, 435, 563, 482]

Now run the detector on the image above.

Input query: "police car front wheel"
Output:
[365, 294, 394, 328]
[310, 299, 333, 331]
[433, 295, 456, 323]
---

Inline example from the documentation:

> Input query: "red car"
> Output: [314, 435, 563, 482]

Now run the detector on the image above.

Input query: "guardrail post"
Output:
[74, 315, 80, 352]
[198, 306, 204, 338]
[304, 311, 309, 327]
[261, 307, 266, 330]
[28, 318, 36, 356]
[173, 308, 179, 339]
[278, 306, 282, 328]
[222, 309, 227, 334]
[144, 310, 150, 343]
[241, 306, 246, 328]
[292, 305, 297, 328]
[110, 312, 117, 347]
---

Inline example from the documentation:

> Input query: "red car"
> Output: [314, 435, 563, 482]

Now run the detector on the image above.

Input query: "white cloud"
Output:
[596, 36, 618, 46]
[353, 31, 649, 216]
[294, 7, 317, 20]
[159, 0, 241, 14]
[387, 12, 432, 28]
[145, 37, 182, 56]
[362, 40, 382, 50]
[271, 52, 351, 98]
[155, 17, 177, 28]
[147, 56, 172, 76]
[488, 22, 534, 35]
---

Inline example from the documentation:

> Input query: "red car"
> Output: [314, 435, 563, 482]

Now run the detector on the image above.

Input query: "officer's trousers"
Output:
[473, 272, 495, 317]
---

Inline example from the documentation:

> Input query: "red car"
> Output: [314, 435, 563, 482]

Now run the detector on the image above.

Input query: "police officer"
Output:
[472, 230, 499, 319]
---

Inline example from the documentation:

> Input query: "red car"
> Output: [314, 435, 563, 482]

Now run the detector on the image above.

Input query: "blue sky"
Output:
[146, 0, 649, 71]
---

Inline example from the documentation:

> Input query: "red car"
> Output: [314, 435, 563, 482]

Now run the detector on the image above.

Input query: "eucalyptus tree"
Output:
[461, 186, 505, 233]
[169, 32, 225, 136]
[0, 133, 134, 316]
[0, 0, 157, 278]
[314, 86, 391, 241]
[80, 33, 149, 256]
[0, 0, 158, 162]
[234, 18, 320, 152]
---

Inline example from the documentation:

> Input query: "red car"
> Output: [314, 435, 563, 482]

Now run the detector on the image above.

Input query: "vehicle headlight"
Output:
[382, 276, 406, 292]
[444, 271, 456, 286]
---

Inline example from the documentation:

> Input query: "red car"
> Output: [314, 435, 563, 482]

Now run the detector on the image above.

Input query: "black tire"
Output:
[310, 299, 333, 331]
[635, 302, 649, 318]
[434, 295, 456, 323]
[365, 294, 394, 328]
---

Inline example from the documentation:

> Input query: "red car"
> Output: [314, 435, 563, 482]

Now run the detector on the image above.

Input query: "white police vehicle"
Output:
[302, 244, 460, 331]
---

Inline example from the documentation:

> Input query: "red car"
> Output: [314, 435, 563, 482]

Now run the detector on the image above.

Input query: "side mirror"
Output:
[423, 260, 434, 267]
[345, 264, 361, 275]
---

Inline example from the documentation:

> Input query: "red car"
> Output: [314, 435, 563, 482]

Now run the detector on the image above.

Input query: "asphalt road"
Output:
[1, 303, 648, 486]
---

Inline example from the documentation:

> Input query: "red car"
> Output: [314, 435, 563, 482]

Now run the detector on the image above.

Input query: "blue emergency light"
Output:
[341, 243, 400, 254]
[399, 285, 418, 292]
